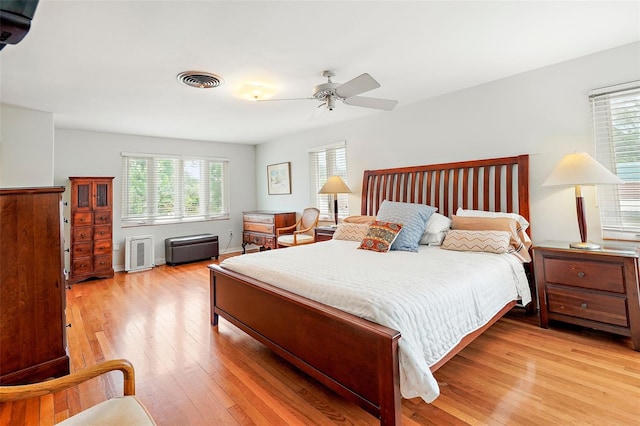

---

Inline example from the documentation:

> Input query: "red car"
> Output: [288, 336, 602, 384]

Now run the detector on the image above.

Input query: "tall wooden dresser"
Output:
[242, 211, 296, 253]
[0, 187, 70, 384]
[68, 177, 114, 284]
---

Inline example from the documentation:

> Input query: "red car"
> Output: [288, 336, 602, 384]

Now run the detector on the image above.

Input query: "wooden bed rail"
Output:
[210, 265, 402, 425]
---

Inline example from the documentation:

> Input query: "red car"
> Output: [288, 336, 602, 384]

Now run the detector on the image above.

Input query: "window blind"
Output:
[309, 142, 349, 221]
[590, 81, 640, 241]
[121, 153, 229, 225]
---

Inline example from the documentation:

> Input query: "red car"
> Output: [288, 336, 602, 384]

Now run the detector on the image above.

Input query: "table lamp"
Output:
[318, 176, 352, 225]
[542, 152, 623, 250]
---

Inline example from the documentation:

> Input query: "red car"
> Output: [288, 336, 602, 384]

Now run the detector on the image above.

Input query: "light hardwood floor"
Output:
[1, 253, 639, 425]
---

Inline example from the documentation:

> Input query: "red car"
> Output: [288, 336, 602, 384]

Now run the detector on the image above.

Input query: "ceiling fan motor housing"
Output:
[312, 82, 340, 101]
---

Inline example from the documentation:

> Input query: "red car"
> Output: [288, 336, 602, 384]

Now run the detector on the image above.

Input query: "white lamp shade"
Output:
[542, 152, 624, 186]
[318, 176, 352, 194]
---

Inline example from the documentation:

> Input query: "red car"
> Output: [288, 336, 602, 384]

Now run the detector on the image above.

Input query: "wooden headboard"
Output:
[361, 154, 530, 224]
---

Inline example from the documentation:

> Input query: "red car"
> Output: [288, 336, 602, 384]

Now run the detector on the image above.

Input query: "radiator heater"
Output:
[124, 235, 154, 272]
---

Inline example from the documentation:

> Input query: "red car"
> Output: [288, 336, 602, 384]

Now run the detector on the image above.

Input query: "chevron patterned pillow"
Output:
[441, 230, 511, 254]
[333, 223, 371, 242]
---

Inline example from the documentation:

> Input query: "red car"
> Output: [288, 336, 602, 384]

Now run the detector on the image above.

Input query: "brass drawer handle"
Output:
[577, 272, 585, 278]
[580, 303, 588, 309]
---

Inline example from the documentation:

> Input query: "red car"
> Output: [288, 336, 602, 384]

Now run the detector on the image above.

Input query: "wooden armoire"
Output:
[0, 186, 70, 384]
[68, 177, 114, 284]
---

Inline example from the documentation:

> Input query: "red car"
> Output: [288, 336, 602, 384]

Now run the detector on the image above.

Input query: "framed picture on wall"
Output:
[267, 162, 291, 195]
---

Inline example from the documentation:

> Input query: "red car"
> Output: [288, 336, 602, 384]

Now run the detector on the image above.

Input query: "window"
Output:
[309, 142, 349, 222]
[121, 153, 229, 226]
[590, 81, 640, 241]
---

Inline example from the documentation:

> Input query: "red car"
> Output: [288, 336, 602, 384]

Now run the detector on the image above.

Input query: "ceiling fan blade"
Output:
[343, 96, 398, 111]
[334, 73, 380, 98]
[309, 103, 327, 121]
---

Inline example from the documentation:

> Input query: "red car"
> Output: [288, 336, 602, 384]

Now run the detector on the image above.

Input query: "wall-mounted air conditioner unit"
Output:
[124, 235, 154, 272]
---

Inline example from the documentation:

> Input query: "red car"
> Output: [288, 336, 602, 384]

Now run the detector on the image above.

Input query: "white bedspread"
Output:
[220, 240, 531, 403]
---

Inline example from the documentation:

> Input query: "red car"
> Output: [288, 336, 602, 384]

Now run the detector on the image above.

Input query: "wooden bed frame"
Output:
[210, 154, 530, 425]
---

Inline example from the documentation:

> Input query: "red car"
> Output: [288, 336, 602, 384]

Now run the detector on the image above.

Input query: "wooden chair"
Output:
[276, 207, 320, 247]
[0, 359, 155, 425]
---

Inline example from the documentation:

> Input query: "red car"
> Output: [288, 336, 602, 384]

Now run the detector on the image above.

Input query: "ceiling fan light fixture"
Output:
[235, 82, 277, 101]
[176, 71, 224, 89]
[257, 70, 398, 117]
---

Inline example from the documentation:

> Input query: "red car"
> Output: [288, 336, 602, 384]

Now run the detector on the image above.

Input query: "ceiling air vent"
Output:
[176, 71, 224, 89]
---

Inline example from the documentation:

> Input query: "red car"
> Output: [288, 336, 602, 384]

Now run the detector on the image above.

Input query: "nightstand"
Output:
[314, 226, 336, 242]
[533, 241, 640, 350]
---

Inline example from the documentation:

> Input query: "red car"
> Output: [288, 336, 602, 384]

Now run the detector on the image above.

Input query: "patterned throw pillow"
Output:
[358, 221, 403, 253]
[441, 230, 511, 254]
[375, 200, 436, 252]
[332, 223, 370, 242]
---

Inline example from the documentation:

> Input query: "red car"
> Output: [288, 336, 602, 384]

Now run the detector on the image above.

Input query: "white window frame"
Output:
[590, 81, 640, 242]
[121, 152, 230, 226]
[309, 141, 349, 222]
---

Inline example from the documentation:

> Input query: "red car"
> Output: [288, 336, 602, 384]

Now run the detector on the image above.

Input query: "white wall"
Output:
[0, 104, 54, 187]
[256, 42, 640, 245]
[54, 129, 256, 270]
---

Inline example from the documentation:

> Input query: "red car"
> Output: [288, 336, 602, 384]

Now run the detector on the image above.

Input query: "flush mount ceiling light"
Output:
[176, 71, 224, 89]
[234, 82, 276, 101]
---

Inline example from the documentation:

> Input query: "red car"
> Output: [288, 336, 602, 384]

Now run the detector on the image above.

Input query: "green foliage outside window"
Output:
[122, 155, 229, 224]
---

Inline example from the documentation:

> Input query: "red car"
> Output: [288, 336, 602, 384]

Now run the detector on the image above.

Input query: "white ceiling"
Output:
[2, 1, 639, 145]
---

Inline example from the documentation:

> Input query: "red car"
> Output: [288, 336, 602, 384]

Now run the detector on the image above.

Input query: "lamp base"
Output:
[570, 241, 601, 250]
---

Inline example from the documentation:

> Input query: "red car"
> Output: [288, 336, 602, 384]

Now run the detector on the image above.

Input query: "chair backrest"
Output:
[300, 207, 320, 233]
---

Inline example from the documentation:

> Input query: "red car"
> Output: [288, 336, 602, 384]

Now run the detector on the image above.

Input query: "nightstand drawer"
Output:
[544, 258, 625, 293]
[244, 223, 274, 234]
[244, 233, 266, 247]
[244, 214, 274, 224]
[547, 286, 628, 327]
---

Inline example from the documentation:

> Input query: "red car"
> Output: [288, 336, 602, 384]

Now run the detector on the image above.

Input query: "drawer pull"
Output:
[580, 302, 588, 309]
[577, 272, 585, 278]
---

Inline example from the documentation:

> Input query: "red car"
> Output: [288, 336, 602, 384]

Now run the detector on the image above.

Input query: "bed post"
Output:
[210, 269, 219, 326]
[378, 337, 401, 425]
[517, 154, 530, 235]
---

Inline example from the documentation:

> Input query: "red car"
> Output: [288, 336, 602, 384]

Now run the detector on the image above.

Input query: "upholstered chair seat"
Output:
[276, 207, 320, 247]
[0, 359, 155, 426]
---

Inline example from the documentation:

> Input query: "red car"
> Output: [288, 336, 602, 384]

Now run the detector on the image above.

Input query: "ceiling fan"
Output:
[260, 70, 399, 118]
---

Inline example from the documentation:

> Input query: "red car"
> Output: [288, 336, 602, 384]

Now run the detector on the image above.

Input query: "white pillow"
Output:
[420, 230, 447, 246]
[419, 213, 452, 245]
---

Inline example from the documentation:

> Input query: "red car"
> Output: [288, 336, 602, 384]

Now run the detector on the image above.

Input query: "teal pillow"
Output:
[376, 200, 436, 252]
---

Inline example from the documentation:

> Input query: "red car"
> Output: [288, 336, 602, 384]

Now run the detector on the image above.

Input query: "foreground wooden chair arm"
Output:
[0, 359, 155, 425]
